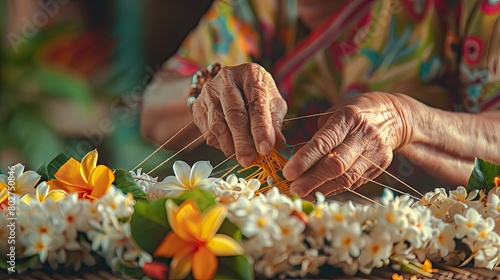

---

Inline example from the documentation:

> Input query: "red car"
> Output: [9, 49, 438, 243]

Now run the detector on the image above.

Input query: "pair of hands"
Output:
[191, 63, 412, 199]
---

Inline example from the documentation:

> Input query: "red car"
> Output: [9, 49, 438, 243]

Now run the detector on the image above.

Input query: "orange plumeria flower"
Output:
[47, 150, 114, 200]
[155, 199, 244, 280]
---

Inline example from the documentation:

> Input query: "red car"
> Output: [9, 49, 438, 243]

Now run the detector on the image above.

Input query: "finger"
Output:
[240, 64, 284, 155]
[288, 137, 364, 197]
[204, 95, 235, 157]
[283, 107, 356, 181]
[192, 100, 216, 145]
[216, 68, 256, 167]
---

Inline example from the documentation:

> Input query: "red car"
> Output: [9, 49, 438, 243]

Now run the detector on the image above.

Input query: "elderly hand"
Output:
[282, 92, 412, 199]
[191, 63, 288, 167]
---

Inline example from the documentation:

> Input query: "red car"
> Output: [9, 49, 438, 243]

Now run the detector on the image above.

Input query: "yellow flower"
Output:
[155, 200, 244, 280]
[21, 182, 67, 205]
[47, 150, 114, 200]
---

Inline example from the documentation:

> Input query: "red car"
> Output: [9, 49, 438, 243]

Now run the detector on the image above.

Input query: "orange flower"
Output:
[154, 200, 244, 280]
[47, 150, 114, 200]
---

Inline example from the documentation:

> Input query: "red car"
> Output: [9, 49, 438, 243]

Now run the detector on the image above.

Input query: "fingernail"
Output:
[259, 142, 271, 155]
[283, 165, 298, 181]
[240, 156, 253, 167]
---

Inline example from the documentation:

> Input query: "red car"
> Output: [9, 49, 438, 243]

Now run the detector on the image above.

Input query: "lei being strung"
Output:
[1, 149, 499, 279]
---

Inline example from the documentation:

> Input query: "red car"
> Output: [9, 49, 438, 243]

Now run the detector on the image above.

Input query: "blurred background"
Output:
[0, 0, 213, 173]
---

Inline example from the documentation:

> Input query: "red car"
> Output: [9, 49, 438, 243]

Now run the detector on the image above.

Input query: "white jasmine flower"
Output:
[241, 204, 281, 249]
[406, 206, 434, 248]
[449, 187, 478, 203]
[485, 193, 500, 218]
[428, 222, 456, 258]
[357, 227, 392, 270]
[97, 186, 135, 218]
[156, 161, 216, 197]
[330, 221, 363, 264]
[213, 174, 260, 203]
[455, 208, 483, 239]
[24, 234, 53, 263]
[276, 216, 305, 247]
[260, 187, 295, 214]
[131, 168, 167, 200]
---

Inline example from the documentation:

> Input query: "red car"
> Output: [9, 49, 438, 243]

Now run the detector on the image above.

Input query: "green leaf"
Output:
[302, 200, 315, 215]
[46, 153, 71, 180]
[118, 262, 146, 279]
[215, 255, 253, 280]
[114, 169, 147, 200]
[467, 158, 500, 195]
[130, 198, 170, 254]
[171, 189, 216, 212]
[0, 255, 39, 271]
[219, 219, 242, 242]
[36, 162, 49, 182]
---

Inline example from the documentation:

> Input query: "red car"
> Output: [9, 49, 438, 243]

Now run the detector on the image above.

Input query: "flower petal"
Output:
[36, 182, 50, 202]
[21, 193, 36, 205]
[166, 200, 199, 241]
[16, 170, 40, 192]
[0, 187, 8, 204]
[192, 246, 218, 280]
[157, 177, 188, 193]
[173, 161, 192, 189]
[44, 190, 67, 202]
[175, 200, 202, 239]
[207, 234, 244, 256]
[80, 150, 98, 183]
[190, 161, 213, 187]
[169, 246, 194, 280]
[200, 204, 227, 240]
[154, 232, 193, 258]
[54, 158, 88, 188]
[12, 164, 25, 181]
[89, 165, 114, 199]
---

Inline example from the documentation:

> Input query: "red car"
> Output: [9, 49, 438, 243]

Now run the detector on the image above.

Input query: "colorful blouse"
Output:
[164, 0, 500, 144]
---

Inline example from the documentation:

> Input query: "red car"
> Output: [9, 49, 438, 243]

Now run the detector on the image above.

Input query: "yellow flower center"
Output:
[257, 218, 266, 228]
[386, 213, 394, 223]
[343, 237, 352, 247]
[334, 213, 345, 222]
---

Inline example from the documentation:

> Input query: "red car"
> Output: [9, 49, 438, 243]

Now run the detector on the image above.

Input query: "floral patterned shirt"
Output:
[164, 0, 500, 143]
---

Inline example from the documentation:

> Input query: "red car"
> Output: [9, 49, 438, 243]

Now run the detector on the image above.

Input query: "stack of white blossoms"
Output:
[153, 160, 500, 278]
[0, 164, 150, 272]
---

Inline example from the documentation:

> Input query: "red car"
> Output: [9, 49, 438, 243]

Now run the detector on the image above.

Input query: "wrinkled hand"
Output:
[282, 92, 412, 200]
[191, 63, 287, 167]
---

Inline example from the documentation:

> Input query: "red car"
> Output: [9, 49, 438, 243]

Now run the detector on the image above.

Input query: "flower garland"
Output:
[1, 150, 499, 279]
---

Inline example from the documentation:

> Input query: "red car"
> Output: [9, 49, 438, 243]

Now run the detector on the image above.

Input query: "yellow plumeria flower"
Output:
[154, 199, 244, 280]
[47, 150, 114, 200]
[21, 182, 67, 205]
[0, 163, 39, 205]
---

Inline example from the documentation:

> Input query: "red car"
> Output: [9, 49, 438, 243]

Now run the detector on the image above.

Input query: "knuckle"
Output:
[225, 107, 249, 126]
[205, 134, 219, 147]
[325, 154, 350, 174]
[311, 132, 335, 156]
[342, 105, 362, 121]
[208, 119, 228, 136]
[269, 97, 287, 117]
